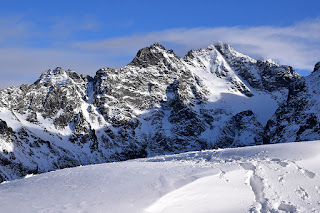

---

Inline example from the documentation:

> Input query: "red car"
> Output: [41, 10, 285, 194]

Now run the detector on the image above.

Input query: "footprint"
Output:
[240, 162, 256, 171]
[218, 170, 229, 182]
[278, 203, 298, 213]
[297, 167, 316, 179]
[270, 158, 289, 167]
[302, 169, 316, 179]
[290, 161, 316, 179]
[296, 187, 309, 201]
[279, 161, 289, 167]
[278, 175, 284, 183]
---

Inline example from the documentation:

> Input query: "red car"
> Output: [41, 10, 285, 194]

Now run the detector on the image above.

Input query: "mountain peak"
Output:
[184, 44, 220, 61]
[150, 42, 166, 50]
[52, 67, 65, 74]
[214, 42, 233, 52]
[128, 43, 174, 68]
[313, 61, 320, 73]
[262, 59, 280, 66]
[213, 43, 256, 63]
[35, 67, 70, 86]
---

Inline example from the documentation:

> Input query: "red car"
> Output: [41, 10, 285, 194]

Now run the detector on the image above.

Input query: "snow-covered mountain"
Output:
[0, 141, 319, 212]
[0, 42, 314, 182]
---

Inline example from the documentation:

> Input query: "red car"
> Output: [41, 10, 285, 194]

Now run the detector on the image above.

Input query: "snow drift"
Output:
[0, 141, 319, 212]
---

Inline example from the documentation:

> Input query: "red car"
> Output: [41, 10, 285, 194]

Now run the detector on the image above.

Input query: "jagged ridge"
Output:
[0, 43, 312, 182]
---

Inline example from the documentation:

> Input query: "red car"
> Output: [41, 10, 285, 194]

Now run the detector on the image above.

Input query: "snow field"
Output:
[0, 141, 319, 212]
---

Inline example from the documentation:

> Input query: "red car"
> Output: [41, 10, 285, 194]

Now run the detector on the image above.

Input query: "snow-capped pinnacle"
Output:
[35, 67, 70, 86]
[183, 44, 254, 97]
[150, 42, 166, 50]
[184, 45, 217, 61]
[42, 67, 65, 76]
[214, 42, 233, 52]
[263, 59, 280, 66]
[205, 44, 217, 51]
[214, 43, 256, 63]
[313, 61, 320, 73]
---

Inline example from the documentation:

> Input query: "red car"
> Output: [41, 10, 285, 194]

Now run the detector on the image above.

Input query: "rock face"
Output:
[0, 43, 309, 181]
[264, 62, 320, 143]
[214, 43, 300, 92]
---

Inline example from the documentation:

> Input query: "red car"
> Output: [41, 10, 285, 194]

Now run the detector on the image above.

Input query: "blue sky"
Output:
[0, 0, 319, 88]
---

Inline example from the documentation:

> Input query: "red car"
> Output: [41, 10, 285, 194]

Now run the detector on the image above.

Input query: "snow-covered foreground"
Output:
[0, 141, 320, 213]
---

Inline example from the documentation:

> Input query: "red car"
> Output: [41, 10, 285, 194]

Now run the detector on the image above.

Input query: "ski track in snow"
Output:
[0, 141, 320, 212]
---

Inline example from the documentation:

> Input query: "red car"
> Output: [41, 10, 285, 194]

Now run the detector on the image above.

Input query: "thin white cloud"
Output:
[0, 48, 126, 89]
[0, 17, 319, 89]
[74, 18, 320, 70]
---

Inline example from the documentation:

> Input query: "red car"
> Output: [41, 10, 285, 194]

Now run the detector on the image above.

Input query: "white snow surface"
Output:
[0, 141, 320, 213]
[184, 45, 279, 126]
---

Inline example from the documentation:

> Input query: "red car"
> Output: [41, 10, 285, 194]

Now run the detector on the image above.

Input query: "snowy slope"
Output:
[184, 44, 283, 126]
[0, 141, 319, 213]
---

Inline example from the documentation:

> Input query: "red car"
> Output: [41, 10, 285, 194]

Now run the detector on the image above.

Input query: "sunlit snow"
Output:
[0, 141, 319, 212]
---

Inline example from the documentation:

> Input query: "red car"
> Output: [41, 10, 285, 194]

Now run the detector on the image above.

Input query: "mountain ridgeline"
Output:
[0, 43, 318, 181]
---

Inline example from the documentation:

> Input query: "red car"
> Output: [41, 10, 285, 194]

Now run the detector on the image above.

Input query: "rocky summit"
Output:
[0, 42, 317, 182]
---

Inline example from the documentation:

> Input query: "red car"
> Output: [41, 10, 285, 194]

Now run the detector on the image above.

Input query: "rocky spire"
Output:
[313, 61, 320, 73]
[35, 67, 69, 86]
[129, 43, 171, 68]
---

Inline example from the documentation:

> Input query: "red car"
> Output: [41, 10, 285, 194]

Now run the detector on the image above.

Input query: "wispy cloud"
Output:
[0, 48, 126, 89]
[0, 15, 106, 88]
[0, 17, 319, 89]
[74, 18, 320, 70]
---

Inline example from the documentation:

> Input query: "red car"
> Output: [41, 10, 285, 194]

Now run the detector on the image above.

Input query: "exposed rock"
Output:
[314, 61, 320, 72]
[215, 110, 264, 148]
[0, 43, 304, 182]
[264, 62, 320, 144]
